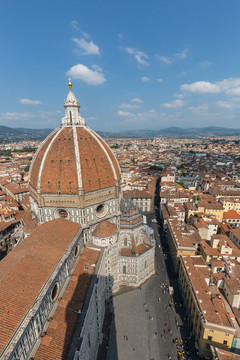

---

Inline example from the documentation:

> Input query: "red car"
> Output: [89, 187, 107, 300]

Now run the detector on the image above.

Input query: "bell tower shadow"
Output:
[64, 271, 118, 360]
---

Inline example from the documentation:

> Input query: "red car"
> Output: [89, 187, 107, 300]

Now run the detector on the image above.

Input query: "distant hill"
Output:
[0, 126, 52, 142]
[98, 126, 240, 138]
[0, 125, 240, 142]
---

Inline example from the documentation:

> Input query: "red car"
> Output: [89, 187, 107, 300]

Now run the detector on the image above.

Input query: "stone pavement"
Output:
[105, 216, 198, 360]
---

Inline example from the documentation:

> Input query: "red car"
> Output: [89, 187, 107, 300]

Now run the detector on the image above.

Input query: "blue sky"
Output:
[1, 0, 240, 131]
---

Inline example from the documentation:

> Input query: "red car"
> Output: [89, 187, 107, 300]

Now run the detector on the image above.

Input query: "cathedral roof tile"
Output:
[92, 220, 118, 237]
[0, 218, 80, 355]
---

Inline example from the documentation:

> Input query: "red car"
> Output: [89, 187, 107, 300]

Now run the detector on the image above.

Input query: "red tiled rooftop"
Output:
[0, 218, 81, 355]
[34, 247, 100, 360]
[223, 210, 240, 220]
[92, 220, 118, 237]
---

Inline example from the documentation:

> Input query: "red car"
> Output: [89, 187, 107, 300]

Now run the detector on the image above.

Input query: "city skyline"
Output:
[1, 0, 240, 131]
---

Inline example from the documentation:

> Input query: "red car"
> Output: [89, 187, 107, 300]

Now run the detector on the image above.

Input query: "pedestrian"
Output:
[126, 336, 128, 341]
[165, 322, 168, 327]
[124, 335, 126, 340]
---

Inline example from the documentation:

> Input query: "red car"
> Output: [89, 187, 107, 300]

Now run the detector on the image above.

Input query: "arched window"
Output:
[124, 238, 127, 247]
[123, 265, 126, 274]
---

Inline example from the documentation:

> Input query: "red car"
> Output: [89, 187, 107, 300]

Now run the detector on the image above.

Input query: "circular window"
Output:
[58, 209, 68, 218]
[96, 204, 107, 218]
[50, 282, 59, 302]
[96, 204, 104, 214]
[74, 245, 79, 257]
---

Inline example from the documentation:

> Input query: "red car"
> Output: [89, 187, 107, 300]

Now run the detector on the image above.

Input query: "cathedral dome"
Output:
[29, 125, 120, 195]
[28, 82, 121, 225]
[29, 83, 120, 197]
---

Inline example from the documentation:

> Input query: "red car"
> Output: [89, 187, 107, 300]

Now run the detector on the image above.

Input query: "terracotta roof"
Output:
[181, 256, 234, 329]
[92, 220, 117, 237]
[34, 247, 100, 360]
[223, 210, 240, 220]
[161, 169, 174, 177]
[211, 346, 240, 359]
[119, 248, 134, 256]
[21, 209, 38, 234]
[0, 218, 80, 355]
[29, 126, 120, 195]
[4, 183, 28, 195]
[29, 129, 59, 190]
[131, 235, 148, 254]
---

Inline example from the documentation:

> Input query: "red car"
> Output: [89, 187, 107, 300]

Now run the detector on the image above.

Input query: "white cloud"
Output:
[71, 20, 79, 31]
[119, 103, 141, 109]
[131, 97, 143, 103]
[180, 77, 240, 98]
[225, 87, 240, 96]
[174, 48, 189, 59]
[82, 32, 90, 39]
[199, 60, 211, 68]
[157, 78, 163, 83]
[0, 112, 34, 120]
[188, 103, 208, 112]
[157, 48, 189, 65]
[216, 101, 240, 109]
[118, 109, 157, 123]
[117, 110, 134, 117]
[125, 47, 149, 66]
[141, 77, 150, 82]
[217, 78, 240, 91]
[156, 55, 172, 65]
[19, 98, 42, 105]
[181, 81, 220, 94]
[66, 64, 106, 85]
[72, 38, 100, 55]
[163, 99, 185, 108]
[91, 64, 103, 72]
[173, 93, 187, 99]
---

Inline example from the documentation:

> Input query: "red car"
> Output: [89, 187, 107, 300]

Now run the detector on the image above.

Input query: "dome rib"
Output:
[72, 125, 83, 191]
[84, 127, 117, 181]
[29, 128, 59, 190]
[76, 127, 115, 192]
[37, 127, 64, 193]
[40, 127, 79, 194]
[93, 130, 121, 179]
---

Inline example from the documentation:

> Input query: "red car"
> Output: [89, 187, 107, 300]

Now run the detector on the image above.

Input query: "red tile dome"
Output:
[29, 126, 120, 195]
[29, 85, 120, 197]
